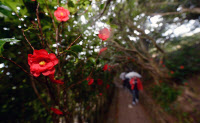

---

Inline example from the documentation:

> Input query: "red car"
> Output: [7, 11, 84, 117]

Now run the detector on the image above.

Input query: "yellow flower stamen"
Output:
[39, 61, 46, 65]
[60, 12, 64, 16]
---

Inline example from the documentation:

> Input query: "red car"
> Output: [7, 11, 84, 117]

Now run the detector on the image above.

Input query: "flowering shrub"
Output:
[0, 1, 114, 122]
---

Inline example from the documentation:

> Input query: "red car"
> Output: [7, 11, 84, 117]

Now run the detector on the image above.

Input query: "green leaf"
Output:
[0, 3, 12, 17]
[110, 24, 118, 29]
[88, 57, 96, 65]
[74, 58, 79, 64]
[68, 1, 75, 7]
[62, 50, 78, 58]
[0, 38, 20, 42]
[100, 4, 104, 9]
[70, 45, 82, 53]
[0, 38, 20, 55]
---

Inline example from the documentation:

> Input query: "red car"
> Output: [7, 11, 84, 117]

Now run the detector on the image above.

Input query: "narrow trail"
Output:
[106, 82, 152, 123]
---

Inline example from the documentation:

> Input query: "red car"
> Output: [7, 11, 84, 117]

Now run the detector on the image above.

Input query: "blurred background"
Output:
[0, 0, 200, 122]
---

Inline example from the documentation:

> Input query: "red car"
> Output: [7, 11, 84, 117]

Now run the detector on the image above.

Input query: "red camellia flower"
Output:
[49, 74, 64, 84]
[170, 71, 174, 74]
[51, 107, 63, 115]
[184, 82, 188, 86]
[97, 79, 103, 85]
[106, 84, 110, 89]
[180, 65, 184, 69]
[28, 49, 58, 77]
[99, 93, 102, 96]
[87, 77, 94, 85]
[103, 64, 108, 71]
[98, 28, 110, 41]
[162, 65, 165, 67]
[160, 61, 163, 64]
[99, 47, 107, 55]
[54, 7, 70, 22]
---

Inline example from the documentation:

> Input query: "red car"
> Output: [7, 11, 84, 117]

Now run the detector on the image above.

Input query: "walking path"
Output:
[106, 83, 152, 123]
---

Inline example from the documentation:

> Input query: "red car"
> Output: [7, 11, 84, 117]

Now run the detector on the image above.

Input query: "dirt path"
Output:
[106, 84, 152, 123]
[117, 88, 152, 123]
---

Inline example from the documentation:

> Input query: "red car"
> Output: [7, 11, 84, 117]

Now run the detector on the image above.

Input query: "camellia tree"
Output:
[1, 0, 200, 122]
[83, 0, 200, 84]
[0, 0, 115, 122]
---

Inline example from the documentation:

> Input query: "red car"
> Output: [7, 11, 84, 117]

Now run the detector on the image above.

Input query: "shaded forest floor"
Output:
[105, 83, 152, 123]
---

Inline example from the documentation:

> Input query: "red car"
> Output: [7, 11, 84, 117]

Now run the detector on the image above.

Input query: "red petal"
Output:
[62, 17, 69, 21]
[49, 74, 64, 84]
[54, 80, 64, 84]
[33, 49, 48, 56]
[30, 63, 40, 71]
[103, 64, 108, 71]
[49, 53, 59, 65]
[57, 7, 65, 10]
[88, 78, 94, 85]
[37, 62, 54, 73]
[51, 107, 63, 115]
[42, 67, 55, 76]
[99, 47, 107, 54]
[28, 54, 33, 65]
[31, 71, 40, 77]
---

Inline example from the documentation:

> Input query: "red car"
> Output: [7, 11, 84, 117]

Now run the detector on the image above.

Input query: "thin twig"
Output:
[66, 78, 87, 90]
[22, 30, 34, 51]
[1, 56, 30, 75]
[66, 35, 82, 51]
[59, 34, 82, 56]
[45, 77, 59, 105]
[13, 12, 34, 51]
[0, 56, 47, 84]
[66, 54, 99, 90]
[30, 77, 50, 112]
[56, 28, 59, 56]
[36, 3, 45, 48]
[59, 22, 63, 44]
[1, 56, 50, 113]
[45, 0, 56, 31]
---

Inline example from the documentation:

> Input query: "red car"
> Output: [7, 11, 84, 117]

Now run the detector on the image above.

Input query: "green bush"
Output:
[165, 43, 200, 83]
[152, 83, 181, 112]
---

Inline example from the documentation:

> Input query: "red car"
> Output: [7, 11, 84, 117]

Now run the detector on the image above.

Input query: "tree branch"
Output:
[151, 7, 200, 16]
[36, 3, 45, 48]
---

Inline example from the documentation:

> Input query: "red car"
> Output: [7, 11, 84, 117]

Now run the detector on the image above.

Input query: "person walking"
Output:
[119, 72, 126, 88]
[129, 76, 143, 105]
